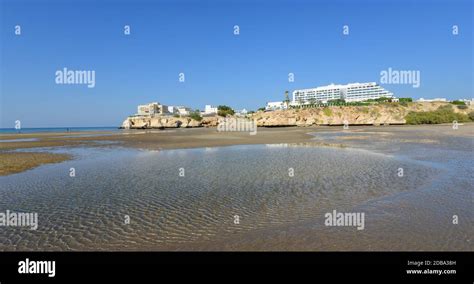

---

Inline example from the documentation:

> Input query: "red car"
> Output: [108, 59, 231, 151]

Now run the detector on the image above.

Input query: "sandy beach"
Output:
[1, 124, 473, 176]
[1, 123, 473, 251]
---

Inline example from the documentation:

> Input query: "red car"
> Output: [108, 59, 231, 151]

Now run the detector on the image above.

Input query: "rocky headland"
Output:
[120, 102, 473, 129]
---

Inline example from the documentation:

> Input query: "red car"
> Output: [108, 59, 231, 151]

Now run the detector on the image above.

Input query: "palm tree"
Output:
[284, 91, 290, 109]
[298, 98, 305, 108]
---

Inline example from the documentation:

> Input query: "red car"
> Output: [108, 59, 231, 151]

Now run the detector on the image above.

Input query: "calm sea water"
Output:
[0, 127, 118, 134]
[0, 133, 472, 251]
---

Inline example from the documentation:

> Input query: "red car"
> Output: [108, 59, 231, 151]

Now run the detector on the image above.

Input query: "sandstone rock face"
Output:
[201, 116, 219, 127]
[121, 118, 132, 129]
[250, 102, 473, 127]
[149, 117, 163, 128]
[187, 119, 201, 128]
[160, 117, 181, 128]
[180, 119, 190, 128]
[122, 116, 203, 129]
[121, 103, 473, 129]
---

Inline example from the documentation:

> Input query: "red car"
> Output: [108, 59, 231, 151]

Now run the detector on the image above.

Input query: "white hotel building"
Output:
[204, 105, 218, 114]
[292, 82, 394, 104]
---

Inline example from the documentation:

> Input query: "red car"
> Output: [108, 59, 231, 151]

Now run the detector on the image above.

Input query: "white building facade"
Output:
[177, 106, 192, 116]
[416, 98, 447, 102]
[235, 108, 248, 116]
[204, 105, 218, 114]
[265, 101, 287, 111]
[137, 102, 169, 116]
[167, 106, 177, 114]
[167, 105, 193, 115]
[292, 82, 394, 104]
[459, 99, 474, 105]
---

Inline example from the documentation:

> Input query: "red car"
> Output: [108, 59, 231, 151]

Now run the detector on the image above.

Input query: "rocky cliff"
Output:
[121, 102, 473, 129]
[250, 102, 473, 127]
[121, 116, 218, 129]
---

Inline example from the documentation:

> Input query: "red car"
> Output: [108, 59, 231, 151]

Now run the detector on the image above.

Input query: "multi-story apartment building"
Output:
[292, 82, 394, 104]
[137, 102, 169, 116]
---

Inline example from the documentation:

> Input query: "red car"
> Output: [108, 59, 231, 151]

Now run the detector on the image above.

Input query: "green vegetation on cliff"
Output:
[405, 105, 470, 125]
[322, 107, 332, 116]
[469, 111, 474, 121]
[218, 105, 235, 117]
[451, 100, 466, 105]
[189, 111, 203, 121]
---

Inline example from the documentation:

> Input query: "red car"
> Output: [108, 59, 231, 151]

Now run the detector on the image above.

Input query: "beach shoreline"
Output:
[1, 123, 473, 176]
[0, 123, 472, 250]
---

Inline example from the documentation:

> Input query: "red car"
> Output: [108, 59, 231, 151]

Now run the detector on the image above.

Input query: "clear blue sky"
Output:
[1, 0, 472, 127]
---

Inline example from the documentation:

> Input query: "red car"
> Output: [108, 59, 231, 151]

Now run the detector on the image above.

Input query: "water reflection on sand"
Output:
[0, 127, 472, 251]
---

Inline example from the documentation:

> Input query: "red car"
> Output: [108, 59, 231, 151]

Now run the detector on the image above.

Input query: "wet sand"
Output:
[0, 152, 71, 176]
[0, 128, 313, 176]
[0, 123, 472, 250]
[1, 124, 473, 176]
[0, 127, 312, 150]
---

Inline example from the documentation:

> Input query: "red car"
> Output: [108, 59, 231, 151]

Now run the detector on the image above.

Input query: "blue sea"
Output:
[0, 127, 118, 134]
